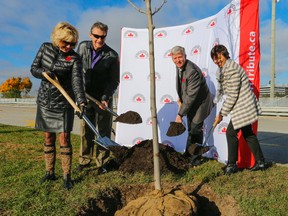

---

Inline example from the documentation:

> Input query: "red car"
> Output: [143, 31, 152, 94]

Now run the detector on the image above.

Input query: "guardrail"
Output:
[1, 98, 287, 117]
[0, 98, 36, 104]
[260, 107, 288, 117]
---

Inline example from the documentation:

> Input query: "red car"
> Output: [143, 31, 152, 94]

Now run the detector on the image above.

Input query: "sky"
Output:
[0, 0, 287, 96]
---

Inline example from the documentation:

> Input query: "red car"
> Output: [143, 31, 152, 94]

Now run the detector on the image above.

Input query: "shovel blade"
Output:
[94, 136, 120, 148]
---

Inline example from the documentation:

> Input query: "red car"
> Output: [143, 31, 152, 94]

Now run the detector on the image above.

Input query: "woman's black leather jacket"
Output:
[31, 42, 86, 109]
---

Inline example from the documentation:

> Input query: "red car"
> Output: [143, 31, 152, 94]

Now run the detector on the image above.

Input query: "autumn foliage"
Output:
[0, 77, 32, 98]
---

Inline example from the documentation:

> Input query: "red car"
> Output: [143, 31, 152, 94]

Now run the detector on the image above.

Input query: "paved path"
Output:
[0, 103, 287, 164]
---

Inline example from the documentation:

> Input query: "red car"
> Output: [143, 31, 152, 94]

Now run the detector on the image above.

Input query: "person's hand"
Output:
[214, 113, 223, 125]
[175, 114, 183, 123]
[46, 71, 56, 80]
[76, 103, 86, 119]
[98, 100, 108, 111]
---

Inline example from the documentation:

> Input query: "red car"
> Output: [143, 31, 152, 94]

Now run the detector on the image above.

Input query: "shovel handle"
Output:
[85, 93, 119, 117]
[42, 72, 81, 113]
[42, 72, 109, 150]
[212, 120, 218, 128]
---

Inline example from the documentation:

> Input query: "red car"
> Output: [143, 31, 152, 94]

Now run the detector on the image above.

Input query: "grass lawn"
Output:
[0, 123, 287, 215]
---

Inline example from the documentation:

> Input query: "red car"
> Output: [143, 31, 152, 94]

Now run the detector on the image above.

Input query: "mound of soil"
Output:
[114, 110, 142, 124]
[107, 139, 191, 175]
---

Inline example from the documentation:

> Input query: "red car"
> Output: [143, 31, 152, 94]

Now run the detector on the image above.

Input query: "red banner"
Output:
[238, 0, 260, 168]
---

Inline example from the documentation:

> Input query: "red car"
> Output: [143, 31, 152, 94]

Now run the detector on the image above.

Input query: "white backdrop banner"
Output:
[115, 0, 260, 166]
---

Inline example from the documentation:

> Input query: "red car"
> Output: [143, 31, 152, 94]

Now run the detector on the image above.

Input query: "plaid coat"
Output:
[219, 59, 262, 130]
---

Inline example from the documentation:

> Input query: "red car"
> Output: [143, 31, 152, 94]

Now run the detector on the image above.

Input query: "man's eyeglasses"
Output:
[62, 40, 76, 47]
[91, 33, 106, 40]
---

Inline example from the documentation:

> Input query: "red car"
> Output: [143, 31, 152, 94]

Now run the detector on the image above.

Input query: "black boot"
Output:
[63, 174, 73, 190]
[40, 171, 56, 184]
[250, 160, 266, 171]
[224, 163, 238, 175]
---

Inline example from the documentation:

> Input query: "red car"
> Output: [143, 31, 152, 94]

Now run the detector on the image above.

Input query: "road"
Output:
[0, 103, 287, 164]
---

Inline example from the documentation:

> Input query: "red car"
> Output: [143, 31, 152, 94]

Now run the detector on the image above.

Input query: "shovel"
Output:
[85, 93, 142, 125]
[42, 72, 120, 150]
[200, 120, 218, 147]
[85, 93, 119, 117]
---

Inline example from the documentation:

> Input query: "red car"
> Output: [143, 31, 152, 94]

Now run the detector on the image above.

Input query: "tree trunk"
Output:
[145, 0, 161, 191]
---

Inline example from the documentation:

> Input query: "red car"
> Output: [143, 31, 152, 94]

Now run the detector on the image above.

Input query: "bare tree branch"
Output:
[128, 0, 146, 14]
[152, 0, 167, 16]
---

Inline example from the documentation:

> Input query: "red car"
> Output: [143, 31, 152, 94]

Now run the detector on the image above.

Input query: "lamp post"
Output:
[270, 0, 279, 98]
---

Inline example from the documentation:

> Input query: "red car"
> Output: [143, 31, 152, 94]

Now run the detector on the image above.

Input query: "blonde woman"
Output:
[31, 22, 87, 189]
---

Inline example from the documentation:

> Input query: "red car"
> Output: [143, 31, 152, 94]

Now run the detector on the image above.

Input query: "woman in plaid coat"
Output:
[211, 45, 266, 175]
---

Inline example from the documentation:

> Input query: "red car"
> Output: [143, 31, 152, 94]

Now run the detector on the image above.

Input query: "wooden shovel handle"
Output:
[212, 120, 218, 128]
[85, 93, 102, 106]
[42, 72, 81, 112]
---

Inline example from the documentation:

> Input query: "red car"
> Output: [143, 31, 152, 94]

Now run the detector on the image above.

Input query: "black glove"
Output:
[46, 71, 56, 80]
[76, 103, 86, 119]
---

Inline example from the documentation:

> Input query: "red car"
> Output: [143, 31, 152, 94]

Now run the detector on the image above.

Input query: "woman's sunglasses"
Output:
[62, 40, 76, 47]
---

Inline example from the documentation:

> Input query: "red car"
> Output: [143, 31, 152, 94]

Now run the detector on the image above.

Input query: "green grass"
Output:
[0, 123, 288, 215]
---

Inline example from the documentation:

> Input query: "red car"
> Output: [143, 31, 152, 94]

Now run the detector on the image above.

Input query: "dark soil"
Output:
[113, 110, 142, 124]
[106, 140, 191, 175]
[166, 122, 186, 136]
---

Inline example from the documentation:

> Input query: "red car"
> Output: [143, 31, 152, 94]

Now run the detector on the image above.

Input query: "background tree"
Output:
[0, 77, 32, 98]
[20, 77, 33, 97]
[128, 0, 167, 191]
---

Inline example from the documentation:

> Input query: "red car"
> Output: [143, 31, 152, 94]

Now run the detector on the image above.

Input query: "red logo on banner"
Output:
[217, 122, 228, 134]
[146, 117, 159, 125]
[146, 117, 153, 125]
[124, 31, 138, 38]
[133, 137, 144, 145]
[202, 68, 208, 78]
[190, 45, 201, 56]
[164, 50, 172, 58]
[154, 30, 167, 38]
[207, 18, 217, 28]
[122, 72, 133, 81]
[133, 94, 146, 103]
[212, 149, 219, 160]
[135, 50, 148, 59]
[160, 95, 174, 104]
[213, 38, 220, 47]
[182, 26, 194, 35]
[226, 4, 236, 16]
[147, 72, 161, 81]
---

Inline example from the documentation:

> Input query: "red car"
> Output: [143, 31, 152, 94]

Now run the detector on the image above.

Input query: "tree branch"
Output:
[128, 0, 146, 14]
[152, 0, 167, 16]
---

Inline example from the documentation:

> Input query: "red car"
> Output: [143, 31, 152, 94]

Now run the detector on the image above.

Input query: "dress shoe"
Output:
[63, 174, 73, 190]
[76, 164, 90, 172]
[250, 161, 266, 171]
[97, 167, 107, 174]
[224, 163, 238, 175]
[40, 171, 56, 184]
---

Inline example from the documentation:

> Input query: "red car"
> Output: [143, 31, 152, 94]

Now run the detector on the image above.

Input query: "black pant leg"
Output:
[226, 121, 239, 164]
[96, 99, 113, 138]
[241, 124, 265, 161]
